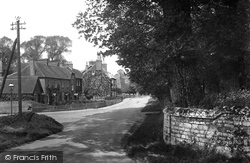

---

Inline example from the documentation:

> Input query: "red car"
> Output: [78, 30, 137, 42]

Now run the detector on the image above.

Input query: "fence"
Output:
[163, 107, 250, 156]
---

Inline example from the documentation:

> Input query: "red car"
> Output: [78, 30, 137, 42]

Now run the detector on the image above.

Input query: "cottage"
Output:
[1, 76, 43, 102]
[6, 59, 82, 105]
[82, 56, 116, 99]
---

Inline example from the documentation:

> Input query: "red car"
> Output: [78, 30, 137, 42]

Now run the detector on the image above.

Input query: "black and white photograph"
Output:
[0, 0, 250, 163]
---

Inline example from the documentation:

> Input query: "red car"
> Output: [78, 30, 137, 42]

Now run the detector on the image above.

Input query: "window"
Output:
[61, 80, 64, 89]
[77, 79, 81, 86]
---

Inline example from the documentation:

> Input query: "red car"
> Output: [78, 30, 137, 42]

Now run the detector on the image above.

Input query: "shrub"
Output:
[217, 90, 250, 108]
[199, 90, 250, 109]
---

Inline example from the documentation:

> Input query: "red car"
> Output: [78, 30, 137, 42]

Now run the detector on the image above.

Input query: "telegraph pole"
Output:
[11, 17, 26, 118]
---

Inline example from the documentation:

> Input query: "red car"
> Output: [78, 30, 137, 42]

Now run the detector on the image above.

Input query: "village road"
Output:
[0, 96, 150, 163]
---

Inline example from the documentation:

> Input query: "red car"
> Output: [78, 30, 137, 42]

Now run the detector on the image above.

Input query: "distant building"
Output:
[1, 76, 43, 101]
[82, 56, 116, 99]
[2, 59, 82, 104]
[115, 69, 130, 93]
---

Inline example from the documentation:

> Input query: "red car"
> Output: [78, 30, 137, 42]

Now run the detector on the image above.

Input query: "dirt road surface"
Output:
[0, 96, 150, 163]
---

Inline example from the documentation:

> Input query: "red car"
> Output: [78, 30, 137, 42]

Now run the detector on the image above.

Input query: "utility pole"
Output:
[11, 17, 26, 118]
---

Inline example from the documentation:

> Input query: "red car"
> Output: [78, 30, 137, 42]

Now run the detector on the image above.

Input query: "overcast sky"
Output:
[0, 0, 123, 74]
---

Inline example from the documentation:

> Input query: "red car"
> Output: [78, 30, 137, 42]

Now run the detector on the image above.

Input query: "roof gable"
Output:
[2, 76, 43, 94]
[9, 62, 73, 79]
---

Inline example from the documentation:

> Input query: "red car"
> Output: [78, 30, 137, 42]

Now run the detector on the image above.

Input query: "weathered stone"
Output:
[192, 124, 198, 128]
[193, 129, 200, 134]
[184, 123, 192, 128]
[243, 122, 250, 127]
[163, 107, 250, 157]
[224, 124, 234, 128]
[180, 134, 187, 138]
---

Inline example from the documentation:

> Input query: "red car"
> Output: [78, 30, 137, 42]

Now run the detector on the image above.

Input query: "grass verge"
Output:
[121, 98, 249, 163]
[0, 112, 63, 151]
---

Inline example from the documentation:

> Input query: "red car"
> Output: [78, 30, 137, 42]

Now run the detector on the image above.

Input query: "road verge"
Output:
[0, 112, 63, 152]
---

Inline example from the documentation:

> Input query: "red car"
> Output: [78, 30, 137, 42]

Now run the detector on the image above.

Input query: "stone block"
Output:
[199, 130, 207, 135]
[181, 135, 188, 139]
[233, 121, 241, 125]
[222, 133, 230, 137]
[224, 124, 234, 128]
[199, 122, 205, 125]
[175, 133, 181, 138]
[172, 126, 179, 130]
[192, 124, 198, 129]
[198, 125, 208, 130]
[198, 142, 205, 146]
[243, 122, 250, 127]
[199, 137, 208, 143]
[193, 121, 200, 125]
[193, 129, 200, 134]
[197, 134, 205, 138]
[184, 123, 192, 128]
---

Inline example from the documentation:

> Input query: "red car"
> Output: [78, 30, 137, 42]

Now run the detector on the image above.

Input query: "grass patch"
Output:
[0, 112, 63, 151]
[121, 98, 249, 163]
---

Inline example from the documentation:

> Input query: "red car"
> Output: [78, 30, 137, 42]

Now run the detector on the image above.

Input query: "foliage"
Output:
[217, 90, 250, 108]
[83, 88, 94, 100]
[21, 35, 72, 62]
[126, 82, 137, 94]
[82, 70, 111, 98]
[200, 90, 250, 109]
[73, 0, 250, 108]
[229, 125, 249, 158]
[21, 36, 46, 61]
[45, 36, 72, 61]
[113, 87, 122, 94]
[0, 36, 17, 74]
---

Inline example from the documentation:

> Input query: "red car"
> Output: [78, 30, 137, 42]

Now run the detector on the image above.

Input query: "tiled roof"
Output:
[2, 76, 42, 94]
[36, 62, 71, 79]
[9, 61, 82, 79]
[67, 67, 83, 78]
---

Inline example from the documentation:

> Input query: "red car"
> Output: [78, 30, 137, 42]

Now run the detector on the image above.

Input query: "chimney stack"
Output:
[102, 63, 107, 72]
[96, 54, 102, 70]
[30, 60, 35, 76]
[85, 62, 89, 70]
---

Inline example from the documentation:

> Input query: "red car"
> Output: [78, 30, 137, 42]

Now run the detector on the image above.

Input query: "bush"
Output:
[199, 90, 250, 109]
[217, 90, 250, 107]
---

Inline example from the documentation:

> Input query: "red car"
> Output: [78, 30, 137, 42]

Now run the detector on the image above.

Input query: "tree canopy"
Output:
[21, 36, 46, 61]
[21, 35, 72, 61]
[0, 36, 17, 74]
[45, 36, 72, 61]
[73, 0, 250, 108]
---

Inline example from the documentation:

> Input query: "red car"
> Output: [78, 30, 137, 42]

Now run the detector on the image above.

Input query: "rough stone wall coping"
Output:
[163, 107, 231, 120]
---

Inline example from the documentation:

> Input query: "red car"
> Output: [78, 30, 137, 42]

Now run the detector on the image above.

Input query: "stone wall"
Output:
[163, 107, 250, 156]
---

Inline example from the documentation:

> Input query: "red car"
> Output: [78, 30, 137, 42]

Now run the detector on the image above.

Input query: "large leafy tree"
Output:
[0, 36, 17, 75]
[73, 0, 250, 107]
[21, 35, 46, 61]
[45, 36, 72, 61]
[194, 0, 250, 91]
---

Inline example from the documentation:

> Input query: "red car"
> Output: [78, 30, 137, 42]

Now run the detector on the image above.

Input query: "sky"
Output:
[0, 0, 123, 75]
